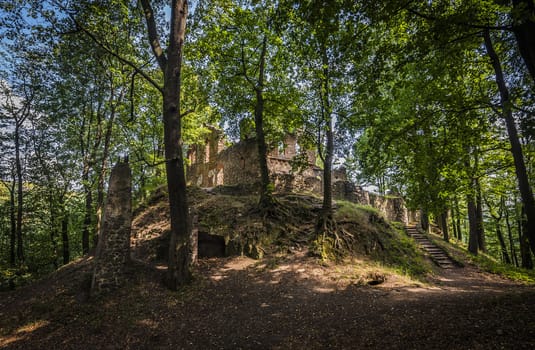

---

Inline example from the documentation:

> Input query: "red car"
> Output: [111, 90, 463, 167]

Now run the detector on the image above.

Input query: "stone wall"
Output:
[331, 180, 411, 224]
[186, 128, 416, 225]
[91, 160, 132, 295]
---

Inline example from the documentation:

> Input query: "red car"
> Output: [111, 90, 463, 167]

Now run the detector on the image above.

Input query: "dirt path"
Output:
[1, 254, 534, 349]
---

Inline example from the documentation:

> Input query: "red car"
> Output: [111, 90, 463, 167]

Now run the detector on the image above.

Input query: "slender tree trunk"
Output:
[455, 201, 462, 242]
[451, 205, 458, 240]
[512, 0, 535, 84]
[9, 181, 16, 266]
[440, 210, 449, 242]
[95, 84, 120, 246]
[254, 36, 273, 208]
[49, 193, 59, 269]
[320, 46, 333, 216]
[60, 193, 69, 265]
[518, 206, 533, 269]
[467, 194, 479, 255]
[81, 168, 92, 255]
[496, 221, 511, 264]
[14, 125, 24, 263]
[504, 199, 519, 267]
[483, 29, 535, 256]
[475, 180, 486, 252]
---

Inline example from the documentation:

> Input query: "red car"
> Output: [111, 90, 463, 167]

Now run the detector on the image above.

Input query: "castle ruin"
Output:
[186, 127, 416, 224]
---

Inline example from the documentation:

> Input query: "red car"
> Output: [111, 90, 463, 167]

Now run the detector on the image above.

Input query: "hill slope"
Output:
[1, 187, 535, 349]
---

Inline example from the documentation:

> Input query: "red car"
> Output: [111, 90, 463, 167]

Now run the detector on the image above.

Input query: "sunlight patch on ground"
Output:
[0, 319, 51, 347]
[15, 320, 50, 335]
[136, 318, 159, 329]
[0, 335, 24, 347]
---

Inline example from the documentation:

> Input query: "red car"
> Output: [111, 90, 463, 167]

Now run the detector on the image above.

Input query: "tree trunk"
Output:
[467, 194, 479, 255]
[95, 84, 120, 246]
[254, 36, 273, 209]
[440, 210, 449, 242]
[49, 193, 59, 269]
[320, 46, 334, 216]
[475, 181, 485, 252]
[451, 205, 458, 240]
[512, 0, 535, 84]
[81, 170, 92, 255]
[14, 124, 24, 263]
[518, 206, 533, 269]
[483, 29, 535, 256]
[420, 209, 429, 232]
[455, 201, 462, 242]
[60, 193, 70, 265]
[160, 0, 192, 289]
[9, 180, 16, 266]
[504, 199, 519, 267]
[495, 221, 511, 264]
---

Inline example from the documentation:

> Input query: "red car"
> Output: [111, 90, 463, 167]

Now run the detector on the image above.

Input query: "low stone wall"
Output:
[332, 180, 412, 224]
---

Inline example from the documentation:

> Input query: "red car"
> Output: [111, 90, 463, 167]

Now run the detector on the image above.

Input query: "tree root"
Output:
[314, 210, 355, 260]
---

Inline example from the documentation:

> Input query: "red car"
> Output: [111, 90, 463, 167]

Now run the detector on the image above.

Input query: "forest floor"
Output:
[1, 249, 534, 350]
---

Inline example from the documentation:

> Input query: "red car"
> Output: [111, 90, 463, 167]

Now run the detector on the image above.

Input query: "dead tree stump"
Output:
[91, 159, 132, 296]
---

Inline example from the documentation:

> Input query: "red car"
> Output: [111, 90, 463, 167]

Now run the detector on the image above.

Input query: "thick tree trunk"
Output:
[161, 0, 191, 289]
[420, 210, 429, 232]
[467, 194, 479, 255]
[483, 29, 535, 256]
[512, 0, 535, 84]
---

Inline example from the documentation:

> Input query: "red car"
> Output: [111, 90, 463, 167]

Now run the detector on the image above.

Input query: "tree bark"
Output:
[140, 0, 192, 289]
[504, 198, 518, 267]
[60, 193, 70, 265]
[467, 194, 479, 255]
[8, 180, 16, 266]
[475, 180, 485, 252]
[454, 197, 462, 241]
[14, 124, 24, 263]
[512, 0, 535, 84]
[320, 46, 334, 216]
[254, 36, 273, 208]
[440, 210, 449, 242]
[518, 206, 533, 269]
[483, 29, 535, 256]
[420, 209, 429, 232]
[81, 170, 92, 255]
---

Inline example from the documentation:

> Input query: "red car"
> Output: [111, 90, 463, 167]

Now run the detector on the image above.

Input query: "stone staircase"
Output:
[405, 225, 456, 269]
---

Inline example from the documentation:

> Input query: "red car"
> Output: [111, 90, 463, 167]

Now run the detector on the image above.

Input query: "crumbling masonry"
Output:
[187, 128, 417, 224]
